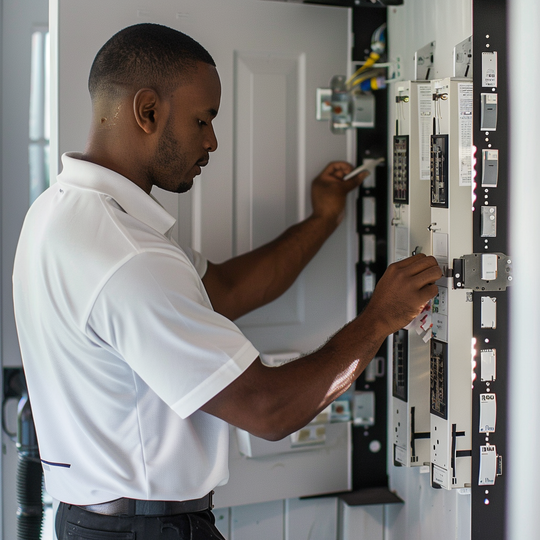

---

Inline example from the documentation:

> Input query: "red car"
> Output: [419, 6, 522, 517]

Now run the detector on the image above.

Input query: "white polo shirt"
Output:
[12, 153, 259, 505]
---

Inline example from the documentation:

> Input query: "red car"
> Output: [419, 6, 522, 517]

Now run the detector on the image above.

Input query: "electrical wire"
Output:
[346, 22, 387, 90]
[346, 52, 380, 88]
[348, 68, 380, 89]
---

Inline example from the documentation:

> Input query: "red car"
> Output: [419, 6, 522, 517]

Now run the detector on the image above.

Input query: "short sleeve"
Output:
[87, 250, 259, 418]
[181, 246, 208, 278]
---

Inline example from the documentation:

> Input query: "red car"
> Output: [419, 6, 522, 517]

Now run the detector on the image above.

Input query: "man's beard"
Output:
[146, 123, 192, 193]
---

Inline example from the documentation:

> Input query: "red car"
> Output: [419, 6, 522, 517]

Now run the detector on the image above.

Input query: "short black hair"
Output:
[88, 23, 215, 100]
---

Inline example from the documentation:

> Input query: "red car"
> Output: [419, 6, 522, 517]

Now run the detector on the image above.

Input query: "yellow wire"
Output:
[345, 52, 380, 87]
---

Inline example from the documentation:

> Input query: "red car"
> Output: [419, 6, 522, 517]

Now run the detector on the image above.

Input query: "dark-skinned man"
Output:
[12, 23, 441, 540]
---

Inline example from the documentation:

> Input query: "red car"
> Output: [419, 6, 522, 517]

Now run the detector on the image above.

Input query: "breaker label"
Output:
[479, 445, 497, 485]
[480, 349, 497, 381]
[395, 444, 407, 465]
[482, 52, 498, 87]
[418, 84, 432, 181]
[458, 83, 473, 186]
[479, 393, 497, 433]
[432, 465, 448, 489]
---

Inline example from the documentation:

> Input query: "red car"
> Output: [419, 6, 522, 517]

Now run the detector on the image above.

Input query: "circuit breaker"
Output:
[429, 78, 473, 490]
[391, 82, 432, 468]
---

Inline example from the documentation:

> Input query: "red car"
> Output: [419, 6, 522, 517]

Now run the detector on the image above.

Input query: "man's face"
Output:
[147, 62, 221, 193]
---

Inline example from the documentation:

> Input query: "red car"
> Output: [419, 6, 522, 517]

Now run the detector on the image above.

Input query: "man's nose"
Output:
[205, 124, 218, 153]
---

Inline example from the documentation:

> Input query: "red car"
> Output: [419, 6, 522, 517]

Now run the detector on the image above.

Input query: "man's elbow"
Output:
[240, 409, 305, 442]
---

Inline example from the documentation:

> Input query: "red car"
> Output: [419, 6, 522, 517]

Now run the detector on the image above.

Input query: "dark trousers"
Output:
[55, 502, 226, 539]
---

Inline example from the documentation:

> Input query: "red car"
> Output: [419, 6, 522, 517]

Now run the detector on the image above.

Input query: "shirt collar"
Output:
[57, 152, 176, 236]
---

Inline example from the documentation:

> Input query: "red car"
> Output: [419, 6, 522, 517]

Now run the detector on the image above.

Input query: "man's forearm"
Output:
[201, 305, 388, 441]
[202, 161, 368, 320]
[203, 213, 339, 320]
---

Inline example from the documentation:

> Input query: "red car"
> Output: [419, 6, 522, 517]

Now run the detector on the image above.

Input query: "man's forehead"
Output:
[174, 64, 221, 107]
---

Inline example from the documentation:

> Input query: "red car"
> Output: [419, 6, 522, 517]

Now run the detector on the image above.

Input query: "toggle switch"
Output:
[482, 149, 499, 187]
[480, 93, 498, 131]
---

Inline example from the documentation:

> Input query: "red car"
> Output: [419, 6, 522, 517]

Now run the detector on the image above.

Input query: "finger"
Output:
[325, 161, 353, 179]
[392, 254, 439, 274]
[419, 282, 440, 303]
[413, 265, 444, 288]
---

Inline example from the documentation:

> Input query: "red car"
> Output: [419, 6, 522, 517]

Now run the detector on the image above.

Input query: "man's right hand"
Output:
[362, 254, 443, 337]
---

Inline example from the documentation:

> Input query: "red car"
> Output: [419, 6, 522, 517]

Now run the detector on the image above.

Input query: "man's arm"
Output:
[201, 254, 442, 440]
[202, 161, 369, 320]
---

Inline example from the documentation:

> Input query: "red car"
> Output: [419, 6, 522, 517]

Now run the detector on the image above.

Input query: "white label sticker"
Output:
[458, 83, 473, 186]
[479, 445, 497, 485]
[481, 297, 497, 329]
[432, 233, 449, 264]
[480, 349, 497, 382]
[395, 445, 407, 465]
[433, 465, 448, 489]
[482, 52, 498, 87]
[479, 393, 497, 433]
[431, 314, 448, 343]
[418, 84, 432, 181]
[432, 286, 448, 316]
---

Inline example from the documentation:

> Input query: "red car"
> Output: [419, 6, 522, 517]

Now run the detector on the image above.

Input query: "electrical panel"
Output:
[429, 78, 473, 490]
[390, 78, 474, 489]
[386, 2, 510, 539]
[391, 82, 432, 468]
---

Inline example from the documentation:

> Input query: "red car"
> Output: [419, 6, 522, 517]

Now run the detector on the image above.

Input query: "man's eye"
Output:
[198, 120, 207, 127]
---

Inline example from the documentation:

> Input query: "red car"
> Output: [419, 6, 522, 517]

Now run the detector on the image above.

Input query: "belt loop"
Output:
[209, 491, 214, 510]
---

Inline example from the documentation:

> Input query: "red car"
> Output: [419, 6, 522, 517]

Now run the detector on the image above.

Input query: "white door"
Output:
[51, 0, 354, 507]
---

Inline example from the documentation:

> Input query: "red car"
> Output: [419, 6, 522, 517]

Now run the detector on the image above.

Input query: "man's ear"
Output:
[133, 88, 163, 134]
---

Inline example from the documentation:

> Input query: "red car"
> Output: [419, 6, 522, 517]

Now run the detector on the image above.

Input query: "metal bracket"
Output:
[452, 253, 513, 291]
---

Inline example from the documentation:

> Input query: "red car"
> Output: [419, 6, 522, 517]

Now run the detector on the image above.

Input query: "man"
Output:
[12, 23, 441, 540]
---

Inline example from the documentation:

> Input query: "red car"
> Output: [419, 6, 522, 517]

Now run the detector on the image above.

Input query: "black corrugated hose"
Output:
[16, 395, 43, 540]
